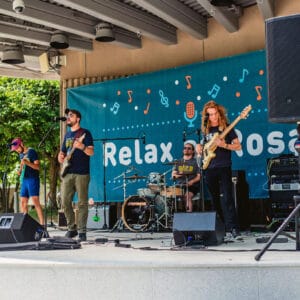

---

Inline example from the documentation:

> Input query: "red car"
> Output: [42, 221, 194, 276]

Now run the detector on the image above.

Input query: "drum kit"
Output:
[113, 163, 187, 232]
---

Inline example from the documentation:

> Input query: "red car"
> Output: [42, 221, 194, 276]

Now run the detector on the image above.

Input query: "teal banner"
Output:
[67, 50, 297, 202]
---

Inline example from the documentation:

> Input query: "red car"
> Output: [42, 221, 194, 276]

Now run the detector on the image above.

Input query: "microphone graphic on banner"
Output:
[183, 101, 197, 127]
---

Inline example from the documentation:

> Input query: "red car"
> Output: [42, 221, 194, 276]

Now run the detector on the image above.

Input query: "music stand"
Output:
[93, 134, 145, 230]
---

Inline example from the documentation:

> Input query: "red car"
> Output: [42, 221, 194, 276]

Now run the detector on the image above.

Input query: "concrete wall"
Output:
[60, 1, 300, 80]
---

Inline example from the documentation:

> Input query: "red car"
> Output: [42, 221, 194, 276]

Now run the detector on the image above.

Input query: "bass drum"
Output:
[122, 196, 151, 232]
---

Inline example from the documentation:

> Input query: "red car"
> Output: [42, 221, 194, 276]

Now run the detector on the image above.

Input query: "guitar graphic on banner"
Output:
[61, 133, 86, 177]
[202, 105, 252, 170]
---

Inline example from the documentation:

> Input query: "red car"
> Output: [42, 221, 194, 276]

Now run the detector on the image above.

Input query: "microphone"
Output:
[204, 113, 209, 127]
[54, 116, 67, 122]
[183, 128, 186, 142]
[6, 142, 17, 148]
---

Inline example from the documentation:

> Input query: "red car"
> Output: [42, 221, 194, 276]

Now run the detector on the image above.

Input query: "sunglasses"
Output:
[184, 147, 193, 150]
[67, 113, 74, 118]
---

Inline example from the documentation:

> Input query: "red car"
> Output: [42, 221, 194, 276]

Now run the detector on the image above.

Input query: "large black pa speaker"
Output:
[0, 213, 44, 243]
[266, 15, 300, 123]
[172, 212, 225, 246]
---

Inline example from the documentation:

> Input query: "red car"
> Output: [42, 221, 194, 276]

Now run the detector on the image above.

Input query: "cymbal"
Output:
[177, 172, 197, 176]
[125, 175, 147, 180]
[163, 160, 181, 165]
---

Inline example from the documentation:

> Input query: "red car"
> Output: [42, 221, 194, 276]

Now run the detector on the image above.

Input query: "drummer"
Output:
[171, 140, 201, 212]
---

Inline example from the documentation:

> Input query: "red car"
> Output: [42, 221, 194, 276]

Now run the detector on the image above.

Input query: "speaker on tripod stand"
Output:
[255, 15, 300, 260]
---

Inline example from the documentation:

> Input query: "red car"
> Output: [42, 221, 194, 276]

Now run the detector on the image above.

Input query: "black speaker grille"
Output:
[266, 15, 300, 123]
[0, 213, 43, 243]
[172, 212, 225, 246]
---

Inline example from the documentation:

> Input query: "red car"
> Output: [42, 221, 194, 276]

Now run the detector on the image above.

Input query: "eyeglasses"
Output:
[184, 147, 193, 150]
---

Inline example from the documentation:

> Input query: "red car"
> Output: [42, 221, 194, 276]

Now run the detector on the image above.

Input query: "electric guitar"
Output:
[60, 133, 86, 177]
[202, 105, 252, 170]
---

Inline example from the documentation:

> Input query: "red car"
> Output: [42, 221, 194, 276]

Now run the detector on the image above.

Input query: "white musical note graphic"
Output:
[110, 102, 120, 115]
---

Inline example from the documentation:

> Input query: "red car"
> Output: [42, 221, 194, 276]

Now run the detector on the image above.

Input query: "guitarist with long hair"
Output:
[196, 101, 243, 238]
[58, 108, 94, 241]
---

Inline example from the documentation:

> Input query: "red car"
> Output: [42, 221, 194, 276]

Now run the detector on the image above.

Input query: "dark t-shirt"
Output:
[61, 128, 94, 175]
[20, 148, 39, 178]
[173, 157, 200, 188]
[205, 126, 238, 169]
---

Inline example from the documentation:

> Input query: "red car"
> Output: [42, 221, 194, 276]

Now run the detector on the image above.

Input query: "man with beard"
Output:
[58, 108, 94, 241]
[172, 140, 201, 212]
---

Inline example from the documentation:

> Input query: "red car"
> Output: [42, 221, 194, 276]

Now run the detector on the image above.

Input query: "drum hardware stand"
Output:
[110, 170, 130, 232]
[94, 134, 145, 230]
[156, 182, 172, 230]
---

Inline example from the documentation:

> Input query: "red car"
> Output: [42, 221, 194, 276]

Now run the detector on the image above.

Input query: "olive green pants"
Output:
[61, 173, 90, 233]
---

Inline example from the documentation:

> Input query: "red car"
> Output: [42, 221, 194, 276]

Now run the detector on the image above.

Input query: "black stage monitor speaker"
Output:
[173, 212, 225, 246]
[266, 15, 300, 123]
[0, 213, 43, 244]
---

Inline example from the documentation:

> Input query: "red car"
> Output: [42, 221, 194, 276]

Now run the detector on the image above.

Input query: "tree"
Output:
[0, 77, 60, 212]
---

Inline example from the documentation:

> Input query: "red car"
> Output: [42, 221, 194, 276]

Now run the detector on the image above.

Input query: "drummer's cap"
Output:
[184, 140, 196, 150]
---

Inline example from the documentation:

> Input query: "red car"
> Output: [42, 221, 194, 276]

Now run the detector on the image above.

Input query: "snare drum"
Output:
[160, 186, 184, 198]
[122, 196, 152, 232]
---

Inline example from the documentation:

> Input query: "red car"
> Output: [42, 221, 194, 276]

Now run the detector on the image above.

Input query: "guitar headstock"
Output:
[240, 105, 252, 119]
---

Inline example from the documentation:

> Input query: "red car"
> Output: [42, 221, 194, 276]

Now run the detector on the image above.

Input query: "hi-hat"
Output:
[163, 160, 181, 165]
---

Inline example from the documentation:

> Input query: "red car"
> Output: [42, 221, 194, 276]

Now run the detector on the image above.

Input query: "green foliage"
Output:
[0, 77, 60, 152]
[0, 77, 60, 211]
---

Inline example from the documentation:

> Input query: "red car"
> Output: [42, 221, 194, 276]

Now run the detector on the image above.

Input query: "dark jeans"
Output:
[204, 166, 238, 231]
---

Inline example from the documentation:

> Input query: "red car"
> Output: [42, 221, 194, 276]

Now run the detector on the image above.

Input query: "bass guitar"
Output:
[202, 105, 252, 170]
[61, 133, 86, 177]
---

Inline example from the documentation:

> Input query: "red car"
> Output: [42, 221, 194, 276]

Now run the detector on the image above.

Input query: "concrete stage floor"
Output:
[0, 226, 300, 300]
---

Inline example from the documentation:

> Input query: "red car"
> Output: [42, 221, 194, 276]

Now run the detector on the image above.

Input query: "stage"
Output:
[0, 227, 299, 300]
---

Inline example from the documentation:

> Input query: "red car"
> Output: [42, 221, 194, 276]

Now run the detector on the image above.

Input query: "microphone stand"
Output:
[2, 146, 12, 213]
[38, 122, 57, 237]
[197, 128, 206, 212]
[93, 135, 145, 230]
[184, 127, 206, 212]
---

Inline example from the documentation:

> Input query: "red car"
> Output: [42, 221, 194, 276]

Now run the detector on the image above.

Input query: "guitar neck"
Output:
[66, 147, 76, 161]
[219, 116, 242, 140]
[66, 132, 86, 161]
